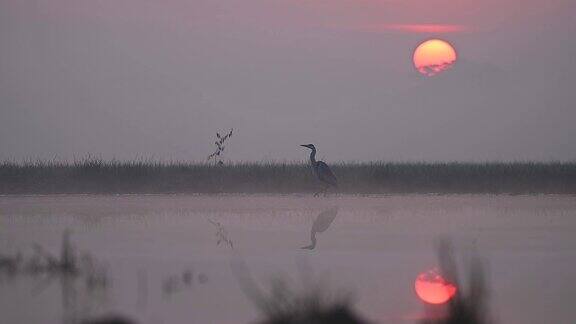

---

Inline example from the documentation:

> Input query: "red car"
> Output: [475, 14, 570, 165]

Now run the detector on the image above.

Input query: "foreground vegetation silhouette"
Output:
[421, 239, 493, 324]
[233, 261, 370, 324]
[0, 230, 109, 324]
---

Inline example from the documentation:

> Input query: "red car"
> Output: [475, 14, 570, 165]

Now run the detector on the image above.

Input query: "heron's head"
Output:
[300, 144, 315, 150]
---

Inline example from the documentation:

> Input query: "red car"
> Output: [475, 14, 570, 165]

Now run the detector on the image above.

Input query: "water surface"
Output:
[1, 194, 575, 323]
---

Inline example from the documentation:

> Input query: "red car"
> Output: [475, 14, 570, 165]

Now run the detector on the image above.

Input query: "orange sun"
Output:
[414, 268, 457, 304]
[413, 39, 457, 76]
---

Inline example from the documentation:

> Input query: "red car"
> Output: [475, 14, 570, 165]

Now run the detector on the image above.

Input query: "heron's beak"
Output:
[300, 144, 308, 148]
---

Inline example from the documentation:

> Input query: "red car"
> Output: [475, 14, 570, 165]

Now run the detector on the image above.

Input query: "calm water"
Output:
[1, 194, 575, 324]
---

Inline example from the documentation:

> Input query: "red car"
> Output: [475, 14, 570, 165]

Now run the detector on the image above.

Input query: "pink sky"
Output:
[1, 0, 575, 161]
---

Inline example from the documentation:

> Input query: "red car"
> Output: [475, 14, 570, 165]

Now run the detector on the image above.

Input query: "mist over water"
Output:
[1, 194, 575, 323]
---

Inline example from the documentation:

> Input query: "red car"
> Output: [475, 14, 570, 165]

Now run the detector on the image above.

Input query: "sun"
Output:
[414, 268, 457, 304]
[413, 39, 457, 76]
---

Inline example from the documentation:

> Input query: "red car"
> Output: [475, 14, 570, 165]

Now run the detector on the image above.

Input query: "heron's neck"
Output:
[309, 148, 317, 165]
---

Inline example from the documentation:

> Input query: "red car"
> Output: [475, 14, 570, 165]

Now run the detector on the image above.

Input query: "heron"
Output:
[301, 144, 338, 196]
[301, 207, 338, 250]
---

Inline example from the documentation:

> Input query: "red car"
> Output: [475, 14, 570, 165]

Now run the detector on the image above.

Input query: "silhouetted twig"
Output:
[207, 128, 234, 165]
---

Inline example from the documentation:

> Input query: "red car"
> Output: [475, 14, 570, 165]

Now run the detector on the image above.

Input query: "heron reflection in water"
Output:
[301, 207, 339, 250]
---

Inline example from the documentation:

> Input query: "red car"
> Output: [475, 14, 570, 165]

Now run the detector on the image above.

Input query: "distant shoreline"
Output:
[1, 160, 575, 195]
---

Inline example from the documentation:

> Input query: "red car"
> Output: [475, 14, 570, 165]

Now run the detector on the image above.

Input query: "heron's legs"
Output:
[314, 185, 326, 197]
[313, 184, 331, 197]
[318, 184, 329, 197]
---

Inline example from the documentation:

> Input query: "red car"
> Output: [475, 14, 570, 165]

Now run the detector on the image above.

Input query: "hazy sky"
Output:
[1, 0, 575, 162]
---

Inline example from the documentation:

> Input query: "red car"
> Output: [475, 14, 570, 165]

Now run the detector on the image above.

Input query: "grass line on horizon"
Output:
[1, 159, 575, 194]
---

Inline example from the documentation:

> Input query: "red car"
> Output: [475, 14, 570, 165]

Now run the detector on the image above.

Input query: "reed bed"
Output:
[1, 159, 575, 194]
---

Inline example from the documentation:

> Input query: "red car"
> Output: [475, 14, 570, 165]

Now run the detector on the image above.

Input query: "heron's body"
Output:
[301, 144, 338, 196]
